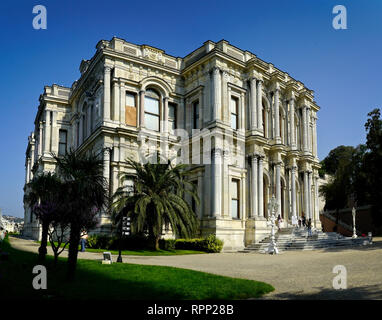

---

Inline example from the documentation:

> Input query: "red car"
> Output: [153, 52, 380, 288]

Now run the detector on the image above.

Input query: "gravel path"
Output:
[9, 236, 382, 299]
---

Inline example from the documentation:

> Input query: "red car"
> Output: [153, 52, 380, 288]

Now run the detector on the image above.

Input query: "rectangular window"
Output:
[168, 103, 177, 134]
[58, 129, 67, 156]
[145, 96, 160, 131]
[193, 101, 199, 129]
[230, 96, 238, 130]
[125, 92, 137, 127]
[231, 179, 240, 219]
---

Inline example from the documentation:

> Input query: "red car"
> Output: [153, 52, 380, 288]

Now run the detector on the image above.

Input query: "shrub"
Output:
[87, 233, 150, 250]
[202, 234, 224, 253]
[174, 235, 224, 253]
[159, 239, 176, 251]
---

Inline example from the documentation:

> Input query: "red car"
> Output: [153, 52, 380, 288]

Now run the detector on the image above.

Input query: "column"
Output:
[103, 148, 111, 197]
[119, 82, 126, 124]
[274, 86, 281, 143]
[302, 106, 308, 152]
[291, 166, 297, 219]
[308, 171, 312, 220]
[30, 140, 35, 178]
[113, 81, 120, 122]
[26, 158, 31, 183]
[313, 116, 318, 157]
[250, 78, 257, 130]
[307, 108, 312, 153]
[43, 110, 51, 155]
[212, 67, 221, 121]
[222, 72, 229, 124]
[51, 111, 58, 154]
[290, 96, 296, 149]
[314, 174, 319, 223]
[139, 90, 145, 127]
[303, 171, 309, 220]
[211, 148, 222, 217]
[275, 162, 281, 216]
[38, 121, 43, 157]
[257, 80, 263, 132]
[163, 96, 169, 134]
[251, 155, 258, 217]
[258, 156, 264, 217]
[240, 92, 245, 133]
[103, 66, 111, 121]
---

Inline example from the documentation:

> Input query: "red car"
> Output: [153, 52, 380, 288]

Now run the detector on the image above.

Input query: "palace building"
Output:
[23, 37, 321, 250]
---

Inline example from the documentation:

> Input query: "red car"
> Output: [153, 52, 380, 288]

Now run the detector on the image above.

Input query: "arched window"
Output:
[144, 89, 160, 131]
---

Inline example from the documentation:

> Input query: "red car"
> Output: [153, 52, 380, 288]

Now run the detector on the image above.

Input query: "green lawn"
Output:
[36, 240, 206, 256]
[1, 236, 274, 300]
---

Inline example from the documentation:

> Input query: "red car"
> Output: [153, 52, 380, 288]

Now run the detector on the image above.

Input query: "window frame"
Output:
[231, 178, 240, 219]
[144, 90, 161, 132]
[58, 129, 68, 156]
[230, 96, 239, 130]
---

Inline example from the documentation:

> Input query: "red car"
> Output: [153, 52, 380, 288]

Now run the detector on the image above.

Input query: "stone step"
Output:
[242, 228, 371, 253]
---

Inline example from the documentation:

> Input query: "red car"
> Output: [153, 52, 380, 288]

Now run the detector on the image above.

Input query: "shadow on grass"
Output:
[0, 237, 274, 300]
[260, 284, 382, 300]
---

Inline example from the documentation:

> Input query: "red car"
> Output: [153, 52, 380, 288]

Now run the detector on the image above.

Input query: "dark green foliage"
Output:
[87, 234, 150, 250]
[0, 236, 274, 300]
[112, 156, 199, 250]
[320, 108, 382, 233]
[163, 235, 224, 253]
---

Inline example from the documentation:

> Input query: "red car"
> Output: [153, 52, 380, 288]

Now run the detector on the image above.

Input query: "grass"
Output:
[1, 236, 274, 300]
[35, 240, 206, 256]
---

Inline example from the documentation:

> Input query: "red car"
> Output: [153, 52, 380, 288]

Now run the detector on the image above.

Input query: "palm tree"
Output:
[112, 157, 199, 251]
[54, 149, 109, 279]
[25, 172, 63, 262]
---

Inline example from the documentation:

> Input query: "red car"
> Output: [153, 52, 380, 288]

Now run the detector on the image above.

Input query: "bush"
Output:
[87, 233, 150, 250]
[86, 233, 224, 253]
[203, 234, 224, 253]
[159, 239, 176, 251]
[174, 235, 224, 253]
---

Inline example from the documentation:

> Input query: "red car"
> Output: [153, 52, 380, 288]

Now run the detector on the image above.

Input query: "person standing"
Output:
[307, 218, 312, 238]
[80, 231, 88, 252]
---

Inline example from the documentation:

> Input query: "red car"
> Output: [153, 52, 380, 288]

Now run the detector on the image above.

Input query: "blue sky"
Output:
[0, 0, 381, 217]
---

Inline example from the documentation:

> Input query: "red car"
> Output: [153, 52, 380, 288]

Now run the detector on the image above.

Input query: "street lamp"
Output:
[266, 195, 279, 254]
[352, 207, 357, 239]
[117, 211, 123, 263]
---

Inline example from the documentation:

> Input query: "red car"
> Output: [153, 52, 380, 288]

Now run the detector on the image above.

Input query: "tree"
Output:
[24, 172, 63, 262]
[112, 157, 199, 251]
[319, 145, 356, 210]
[363, 108, 382, 229]
[47, 209, 70, 266]
[55, 150, 108, 279]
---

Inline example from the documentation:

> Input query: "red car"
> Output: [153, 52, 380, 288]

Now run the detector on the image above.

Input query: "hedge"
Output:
[86, 234, 224, 253]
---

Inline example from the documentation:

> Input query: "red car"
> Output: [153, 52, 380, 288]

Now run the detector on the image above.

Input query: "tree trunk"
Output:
[38, 222, 49, 262]
[67, 225, 80, 280]
[155, 236, 160, 251]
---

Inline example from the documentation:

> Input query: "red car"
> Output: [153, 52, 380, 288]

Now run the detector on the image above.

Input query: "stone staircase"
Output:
[241, 227, 372, 253]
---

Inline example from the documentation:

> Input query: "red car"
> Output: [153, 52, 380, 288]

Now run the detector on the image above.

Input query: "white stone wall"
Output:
[23, 38, 321, 251]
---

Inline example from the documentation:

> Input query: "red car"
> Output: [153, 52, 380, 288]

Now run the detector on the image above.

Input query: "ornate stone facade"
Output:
[23, 37, 321, 250]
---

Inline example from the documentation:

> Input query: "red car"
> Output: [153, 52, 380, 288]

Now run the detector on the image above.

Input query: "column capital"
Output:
[211, 66, 220, 75]
[104, 66, 112, 73]
[211, 147, 223, 157]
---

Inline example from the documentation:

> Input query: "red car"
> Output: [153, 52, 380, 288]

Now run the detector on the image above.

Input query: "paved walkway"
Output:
[9, 236, 382, 299]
